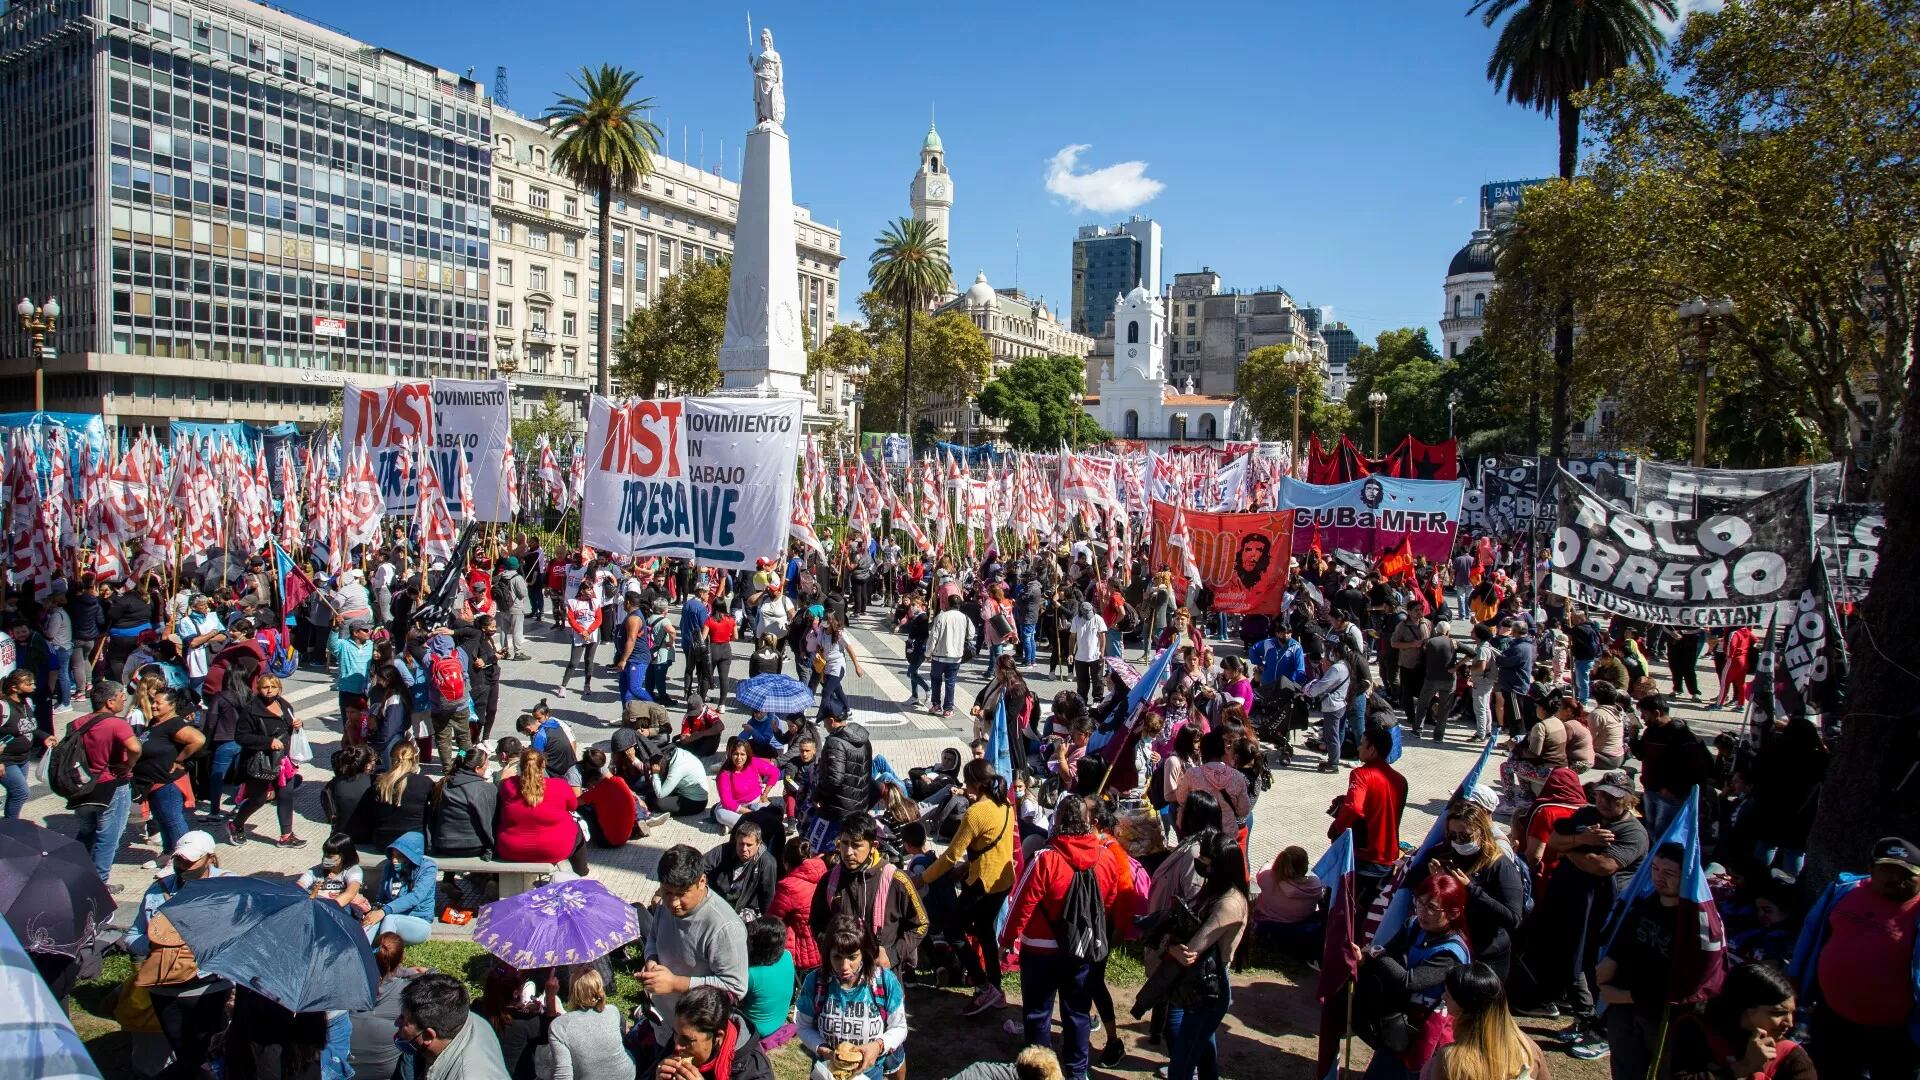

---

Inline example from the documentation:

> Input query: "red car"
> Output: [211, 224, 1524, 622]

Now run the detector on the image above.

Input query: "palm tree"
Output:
[1470, 0, 1675, 458]
[867, 218, 952, 435]
[547, 65, 661, 398]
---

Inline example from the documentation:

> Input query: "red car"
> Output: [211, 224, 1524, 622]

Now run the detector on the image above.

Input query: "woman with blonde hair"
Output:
[496, 748, 587, 874]
[367, 741, 434, 848]
[1422, 962, 1550, 1080]
[539, 967, 633, 1080]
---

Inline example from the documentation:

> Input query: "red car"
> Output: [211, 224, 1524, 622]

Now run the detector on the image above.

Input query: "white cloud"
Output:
[1044, 144, 1165, 214]
[1657, 0, 1724, 37]
[1453, 195, 1467, 205]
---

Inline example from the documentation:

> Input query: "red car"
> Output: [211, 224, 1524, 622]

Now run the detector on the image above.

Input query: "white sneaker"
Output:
[553, 686, 568, 699]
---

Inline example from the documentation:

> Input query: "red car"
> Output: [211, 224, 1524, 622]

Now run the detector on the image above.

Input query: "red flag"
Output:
[1379, 535, 1415, 585]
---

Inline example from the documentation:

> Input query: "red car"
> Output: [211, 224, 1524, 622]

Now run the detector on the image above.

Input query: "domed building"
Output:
[1440, 226, 1495, 359]
[925, 269, 1093, 440]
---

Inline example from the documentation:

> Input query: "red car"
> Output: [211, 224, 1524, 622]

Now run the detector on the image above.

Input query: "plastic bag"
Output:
[288, 729, 314, 765]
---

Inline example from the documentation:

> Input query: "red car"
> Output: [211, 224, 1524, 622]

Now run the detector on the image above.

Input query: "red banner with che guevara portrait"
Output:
[1148, 502, 1295, 615]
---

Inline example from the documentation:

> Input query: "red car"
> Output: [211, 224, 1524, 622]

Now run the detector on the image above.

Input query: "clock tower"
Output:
[909, 122, 952, 256]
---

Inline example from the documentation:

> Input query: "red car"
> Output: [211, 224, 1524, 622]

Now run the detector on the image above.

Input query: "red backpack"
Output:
[428, 652, 467, 703]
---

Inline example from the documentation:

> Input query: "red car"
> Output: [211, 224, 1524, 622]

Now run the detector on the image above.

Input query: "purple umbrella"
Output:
[473, 878, 640, 969]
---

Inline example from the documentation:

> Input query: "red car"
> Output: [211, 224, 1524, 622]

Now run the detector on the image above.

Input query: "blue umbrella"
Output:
[0, 919, 100, 1079]
[158, 876, 378, 1012]
[735, 673, 816, 714]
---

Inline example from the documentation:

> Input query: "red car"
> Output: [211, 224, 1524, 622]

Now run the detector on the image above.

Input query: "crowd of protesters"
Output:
[3, 516, 1913, 1080]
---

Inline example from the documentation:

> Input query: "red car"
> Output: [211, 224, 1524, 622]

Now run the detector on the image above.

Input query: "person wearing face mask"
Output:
[398, 973, 510, 1080]
[124, 831, 233, 1079]
[1405, 801, 1527, 980]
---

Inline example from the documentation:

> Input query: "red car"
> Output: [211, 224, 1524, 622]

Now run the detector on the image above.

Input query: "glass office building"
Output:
[1069, 216, 1161, 338]
[0, 0, 492, 428]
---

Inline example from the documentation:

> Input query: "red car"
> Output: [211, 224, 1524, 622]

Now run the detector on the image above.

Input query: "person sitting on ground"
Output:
[612, 699, 672, 790]
[680, 693, 725, 757]
[649, 984, 776, 1080]
[741, 916, 799, 1049]
[715, 736, 784, 834]
[428, 746, 498, 859]
[576, 747, 640, 848]
[943, 1047, 1065, 1080]
[398, 972, 510, 1080]
[705, 818, 780, 922]
[645, 741, 711, 819]
[538, 967, 634, 1080]
[1421, 962, 1552, 1080]
[1251, 845, 1324, 960]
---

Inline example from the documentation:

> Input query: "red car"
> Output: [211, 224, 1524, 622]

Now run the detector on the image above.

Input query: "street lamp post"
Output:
[1674, 298, 1734, 467]
[1447, 391, 1460, 442]
[847, 359, 871, 452]
[1368, 390, 1388, 457]
[1284, 347, 1309, 474]
[16, 296, 61, 411]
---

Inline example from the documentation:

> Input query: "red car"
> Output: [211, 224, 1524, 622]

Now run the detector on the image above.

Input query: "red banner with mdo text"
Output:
[1148, 501, 1294, 615]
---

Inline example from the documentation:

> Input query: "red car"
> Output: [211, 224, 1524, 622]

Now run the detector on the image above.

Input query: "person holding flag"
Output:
[1582, 787, 1728, 1072]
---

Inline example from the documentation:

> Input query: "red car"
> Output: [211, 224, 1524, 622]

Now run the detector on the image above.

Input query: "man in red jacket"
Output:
[999, 796, 1134, 1080]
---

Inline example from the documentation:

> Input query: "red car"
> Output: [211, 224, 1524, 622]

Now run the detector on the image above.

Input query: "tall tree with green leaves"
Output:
[547, 66, 661, 398]
[977, 354, 1106, 449]
[1469, 0, 1677, 458]
[867, 218, 952, 435]
[611, 257, 729, 398]
[511, 391, 578, 449]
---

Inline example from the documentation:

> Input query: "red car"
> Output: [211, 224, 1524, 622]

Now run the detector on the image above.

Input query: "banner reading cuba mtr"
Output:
[1148, 502, 1294, 615]
[1278, 475, 1466, 561]
[581, 395, 802, 567]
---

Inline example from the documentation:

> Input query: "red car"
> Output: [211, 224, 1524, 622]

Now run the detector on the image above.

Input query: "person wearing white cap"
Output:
[124, 829, 232, 1078]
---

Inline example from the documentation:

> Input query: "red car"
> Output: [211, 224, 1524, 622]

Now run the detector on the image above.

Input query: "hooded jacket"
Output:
[428, 768, 498, 856]
[704, 841, 779, 921]
[371, 831, 439, 922]
[999, 831, 1134, 956]
[768, 855, 827, 970]
[808, 850, 928, 969]
[814, 720, 872, 823]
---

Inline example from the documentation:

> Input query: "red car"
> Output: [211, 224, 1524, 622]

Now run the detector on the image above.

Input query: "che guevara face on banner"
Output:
[1149, 502, 1294, 615]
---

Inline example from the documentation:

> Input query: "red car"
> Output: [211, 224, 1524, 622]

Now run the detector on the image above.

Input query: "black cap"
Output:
[1873, 836, 1920, 875]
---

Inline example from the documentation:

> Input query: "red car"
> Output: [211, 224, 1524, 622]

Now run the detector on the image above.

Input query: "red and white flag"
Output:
[413, 450, 457, 562]
[340, 445, 384, 549]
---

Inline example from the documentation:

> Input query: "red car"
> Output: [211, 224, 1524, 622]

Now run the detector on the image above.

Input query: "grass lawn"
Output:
[66, 939, 1607, 1080]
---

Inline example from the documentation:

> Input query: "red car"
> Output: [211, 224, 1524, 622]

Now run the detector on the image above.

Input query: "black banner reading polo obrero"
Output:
[1546, 466, 1814, 628]
[1813, 501, 1883, 603]
[1773, 559, 1849, 721]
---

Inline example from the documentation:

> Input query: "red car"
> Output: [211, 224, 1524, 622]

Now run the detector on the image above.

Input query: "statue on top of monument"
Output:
[751, 27, 784, 128]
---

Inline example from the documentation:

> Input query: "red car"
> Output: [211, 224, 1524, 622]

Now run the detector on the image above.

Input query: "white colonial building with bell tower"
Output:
[1085, 286, 1236, 443]
[908, 123, 953, 264]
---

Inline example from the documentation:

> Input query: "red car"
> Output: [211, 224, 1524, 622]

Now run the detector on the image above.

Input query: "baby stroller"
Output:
[1253, 682, 1311, 765]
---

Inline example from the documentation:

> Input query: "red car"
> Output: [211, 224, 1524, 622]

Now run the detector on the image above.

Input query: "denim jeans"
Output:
[1167, 996, 1231, 1080]
[146, 781, 191, 856]
[1573, 658, 1594, 702]
[0, 763, 28, 819]
[322, 1010, 354, 1080]
[1345, 691, 1369, 753]
[76, 785, 132, 881]
[646, 660, 671, 702]
[1644, 790, 1682, 839]
[1019, 623, 1038, 666]
[48, 646, 72, 708]
[906, 651, 929, 701]
[206, 739, 242, 815]
[1021, 950, 1096, 1078]
[930, 659, 960, 711]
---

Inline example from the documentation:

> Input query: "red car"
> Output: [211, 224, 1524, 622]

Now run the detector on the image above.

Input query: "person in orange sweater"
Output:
[575, 747, 639, 847]
[999, 796, 1135, 1080]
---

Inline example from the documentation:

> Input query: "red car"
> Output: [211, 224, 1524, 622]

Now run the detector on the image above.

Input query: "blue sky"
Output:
[327, 0, 1710, 345]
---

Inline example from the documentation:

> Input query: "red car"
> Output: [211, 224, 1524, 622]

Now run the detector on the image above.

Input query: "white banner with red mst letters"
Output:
[580, 395, 802, 567]
[340, 379, 513, 521]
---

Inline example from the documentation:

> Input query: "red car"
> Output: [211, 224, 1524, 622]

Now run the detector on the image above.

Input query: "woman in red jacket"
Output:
[767, 835, 827, 977]
[495, 749, 586, 874]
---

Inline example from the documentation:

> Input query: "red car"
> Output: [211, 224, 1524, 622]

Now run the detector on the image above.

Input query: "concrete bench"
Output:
[427, 857, 564, 939]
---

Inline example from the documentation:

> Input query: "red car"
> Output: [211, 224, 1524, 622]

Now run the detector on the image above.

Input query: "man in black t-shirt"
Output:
[1585, 844, 1686, 1070]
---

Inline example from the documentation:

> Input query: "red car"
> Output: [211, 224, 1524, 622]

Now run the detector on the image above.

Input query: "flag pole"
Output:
[1342, 980, 1355, 1078]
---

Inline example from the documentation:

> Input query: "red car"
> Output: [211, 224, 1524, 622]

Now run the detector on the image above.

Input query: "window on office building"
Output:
[529, 187, 549, 209]
[529, 265, 547, 291]
[562, 271, 577, 297]
[495, 221, 512, 243]
[562, 310, 576, 337]
[496, 302, 513, 328]
[563, 236, 579, 258]
[563, 195, 578, 217]
[499, 178, 513, 202]
[529, 229, 548, 251]
[496, 259, 512, 285]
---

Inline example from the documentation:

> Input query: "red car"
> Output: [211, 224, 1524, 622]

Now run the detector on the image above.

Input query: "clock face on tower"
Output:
[927, 182, 946, 199]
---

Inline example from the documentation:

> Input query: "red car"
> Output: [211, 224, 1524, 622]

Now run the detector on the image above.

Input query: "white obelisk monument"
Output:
[719, 27, 808, 397]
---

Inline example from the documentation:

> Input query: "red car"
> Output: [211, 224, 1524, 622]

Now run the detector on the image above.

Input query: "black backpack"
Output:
[1051, 863, 1111, 964]
[49, 714, 109, 801]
